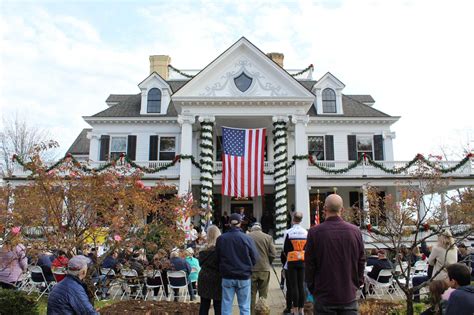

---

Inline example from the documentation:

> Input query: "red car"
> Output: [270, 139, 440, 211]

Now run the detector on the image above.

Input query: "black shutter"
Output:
[349, 191, 361, 208]
[127, 135, 137, 161]
[99, 135, 110, 161]
[347, 135, 357, 160]
[149, 135, 158, 161]
[325, 135, 334, 160]
[374, 135, 384, 161]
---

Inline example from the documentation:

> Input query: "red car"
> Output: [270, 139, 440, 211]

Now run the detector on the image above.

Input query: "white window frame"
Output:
[158, 135, 177, 161]
[307, 135, 326, 161]
[356, 135, 373, 160]
[109, 136, 127, 160]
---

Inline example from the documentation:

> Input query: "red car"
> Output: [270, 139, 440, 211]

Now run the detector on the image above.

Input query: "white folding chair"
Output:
[413, 261, 428, 276]
[28, 265, 54, 301]
[120, 269, 143, 300]
[167, 270, 189, 302]
[144, 270, 165, 301]
[366, 269, 395, 300]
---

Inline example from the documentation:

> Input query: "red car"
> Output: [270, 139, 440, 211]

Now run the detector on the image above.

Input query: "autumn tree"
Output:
[0, 141, 197, 299]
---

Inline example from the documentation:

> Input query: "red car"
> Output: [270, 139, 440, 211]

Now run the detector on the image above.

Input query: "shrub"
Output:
[0, 289, 39, 315]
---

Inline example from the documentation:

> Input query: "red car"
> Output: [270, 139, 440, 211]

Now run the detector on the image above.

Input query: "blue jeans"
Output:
[222, 278, 251, 315]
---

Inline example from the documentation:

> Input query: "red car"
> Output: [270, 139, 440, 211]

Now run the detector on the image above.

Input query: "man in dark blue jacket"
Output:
[216, 213, 258, 315]
[446, 263, 474, 315]
[47, 255, 97, 315]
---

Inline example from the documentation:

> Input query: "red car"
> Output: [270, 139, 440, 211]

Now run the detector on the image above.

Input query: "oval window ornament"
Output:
[234, 72, 252, 92]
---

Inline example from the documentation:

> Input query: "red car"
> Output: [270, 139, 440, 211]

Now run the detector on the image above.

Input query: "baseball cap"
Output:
[68, 255, 90, 271]
[230, 213, 242, 225]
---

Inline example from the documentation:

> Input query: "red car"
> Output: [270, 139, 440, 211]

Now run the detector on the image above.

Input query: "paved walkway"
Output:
[207, 266, 286, 314]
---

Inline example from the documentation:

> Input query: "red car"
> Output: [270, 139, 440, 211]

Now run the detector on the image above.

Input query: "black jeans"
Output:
[287, 262, 305, 308]
[313, 299, 358, 315]
[199, 297, 221, 315]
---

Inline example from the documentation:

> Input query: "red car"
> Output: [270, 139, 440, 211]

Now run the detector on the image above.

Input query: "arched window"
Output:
[322, 88, 336, 113]
[147, 88, 161, 113]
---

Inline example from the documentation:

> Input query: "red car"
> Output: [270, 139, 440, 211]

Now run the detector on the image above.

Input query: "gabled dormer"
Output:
[312, 72, 345, 115]
[138, 70, 172, 116]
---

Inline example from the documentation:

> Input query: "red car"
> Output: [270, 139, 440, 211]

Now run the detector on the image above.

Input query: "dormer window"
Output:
[322, 88, 336, 113]
[147, 88, 161, 113]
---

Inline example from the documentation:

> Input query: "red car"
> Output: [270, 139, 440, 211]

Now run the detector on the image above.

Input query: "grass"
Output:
[36, 296, 117, 315]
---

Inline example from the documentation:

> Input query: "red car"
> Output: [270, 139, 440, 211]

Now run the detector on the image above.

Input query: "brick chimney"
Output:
[149, 55, 171, 80]
[266, 52, 284, 68]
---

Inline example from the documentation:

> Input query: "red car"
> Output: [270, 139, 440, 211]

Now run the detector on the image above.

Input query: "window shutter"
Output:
[127, 135, 137, 161]
[349, 191, 362, 208]
[325, 135, 334, 161]
[99, 135, 110, 161]
[374, 135, 384, 161]
[347, 135, 357, 160]
[149, 136, 158, 161]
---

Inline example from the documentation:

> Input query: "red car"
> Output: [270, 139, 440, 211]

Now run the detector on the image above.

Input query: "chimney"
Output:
[266, 52, 284, 68]
[149, 55, 171, 80]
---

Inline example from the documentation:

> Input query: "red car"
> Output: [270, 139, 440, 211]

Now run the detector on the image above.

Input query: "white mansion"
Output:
[30, 38, 473, 231]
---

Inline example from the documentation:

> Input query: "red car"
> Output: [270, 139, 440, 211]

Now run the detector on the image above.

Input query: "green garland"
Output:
[361, 223, 472, 238]
[12, 152, 473, 177]
[290, 64, 314, 77]
[168, 65, 194, 78]
[199, 120, 215, 225]
[273, 119, 289, 237]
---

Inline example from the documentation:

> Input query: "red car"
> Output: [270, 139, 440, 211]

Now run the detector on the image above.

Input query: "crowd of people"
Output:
[1, 194, 473, 315]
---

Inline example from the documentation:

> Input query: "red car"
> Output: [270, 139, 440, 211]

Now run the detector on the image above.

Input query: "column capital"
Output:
[383, 131, 396, 139]
[291, 115, 309, 126]
[272, 115, 289, 123]
[198, 115, 216, 123]
[177, 114, 195, 125]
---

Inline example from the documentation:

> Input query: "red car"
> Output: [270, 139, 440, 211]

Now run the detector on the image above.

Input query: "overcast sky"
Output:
[1, 0, 473, 160]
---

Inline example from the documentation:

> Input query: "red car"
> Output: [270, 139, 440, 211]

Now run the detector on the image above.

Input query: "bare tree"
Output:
[363, 163, 473, 315]
[0, 112, 55, 176]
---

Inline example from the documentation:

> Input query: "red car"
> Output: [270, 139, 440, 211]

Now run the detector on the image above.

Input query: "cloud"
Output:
[1, 0, 473, 160]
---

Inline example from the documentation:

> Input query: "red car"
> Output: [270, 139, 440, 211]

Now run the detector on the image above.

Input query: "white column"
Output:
[383, 131, 396, 161]
[440, 192, 449, 227]
[178, 114, 195, 196]
[362, 184, 370, 225]
[292, 114, 310, 229]
[88, 134, 100, 161]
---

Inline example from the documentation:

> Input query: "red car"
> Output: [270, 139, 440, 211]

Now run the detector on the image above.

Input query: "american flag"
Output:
[222, 127, 266, 197]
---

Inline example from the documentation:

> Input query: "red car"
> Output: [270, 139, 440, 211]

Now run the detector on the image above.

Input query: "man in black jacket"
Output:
[216, 213, 258, 315]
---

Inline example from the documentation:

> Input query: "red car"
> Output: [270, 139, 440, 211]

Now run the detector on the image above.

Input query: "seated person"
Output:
[101, 251, 119, 273]
[366, 249, 379, 267]
[36, 252, 55, 283]
[184, 247, 201, 294]
[51, 250, 69, 282]
[367, 249, 393, 282]
[445, 263, 474, 315]
[169, 249, 194, 301]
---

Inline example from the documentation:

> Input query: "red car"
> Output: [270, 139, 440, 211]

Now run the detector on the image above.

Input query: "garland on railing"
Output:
[199, 120, 215, 226]
[13, 152, 472, 177]
[11, 153, 200, 175]
[290, 64, 314, 77]
[360, 223, 472, 238]
[272, 118, 289, 238]
[168, 65, 195, 79]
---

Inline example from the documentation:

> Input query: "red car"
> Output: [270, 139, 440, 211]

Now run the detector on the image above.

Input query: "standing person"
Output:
[169, 249, 194, 301]
[429, 230, 458, 281]
[445, 263, 474, 315]
[305, 194, 366, 315]
[248, 222, 277, 314]
[47, 255, 98, 315]
[221, 212, 230, 233]
[216, 213, 258, 315]
[260, 210, 273, 235]
[283, 212, 307, 315]
[198, 225, 222, 315]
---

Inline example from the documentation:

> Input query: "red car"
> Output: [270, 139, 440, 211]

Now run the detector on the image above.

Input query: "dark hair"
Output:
[447, 263, 471, 286]
[57, 250, 66, 256]
[429, 280, 449, 313]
